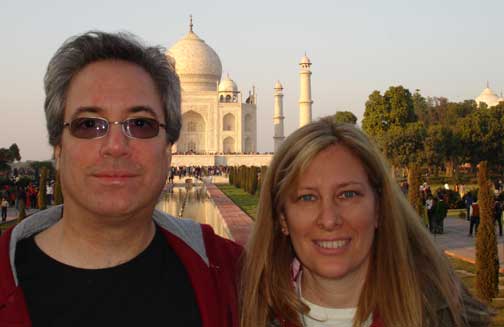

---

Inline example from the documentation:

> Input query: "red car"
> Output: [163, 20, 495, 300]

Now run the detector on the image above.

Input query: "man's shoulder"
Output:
[153, 210, 242, 266]
[199, 224, 242, 257]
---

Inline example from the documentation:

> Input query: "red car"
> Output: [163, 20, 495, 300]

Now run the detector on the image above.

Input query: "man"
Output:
[464, 191, 474, 221]
[433, 195, 448, 234]
[469, 200, 480, 236]
[0, 31, 241, 327]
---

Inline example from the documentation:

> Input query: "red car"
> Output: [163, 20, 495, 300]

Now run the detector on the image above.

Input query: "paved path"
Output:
[1, 206, 39, 224]
[432, 215, 504, 271]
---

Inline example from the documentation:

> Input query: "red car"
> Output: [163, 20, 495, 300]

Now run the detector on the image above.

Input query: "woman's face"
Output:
[281, 144, 378, 283]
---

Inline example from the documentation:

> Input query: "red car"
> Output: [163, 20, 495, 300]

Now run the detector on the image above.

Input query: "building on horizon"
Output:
[475, 83, 504, 108]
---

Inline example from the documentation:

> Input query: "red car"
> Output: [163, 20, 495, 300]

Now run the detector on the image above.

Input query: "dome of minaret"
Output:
[300, 54, 311, 65]
[274, 81, 283, 90]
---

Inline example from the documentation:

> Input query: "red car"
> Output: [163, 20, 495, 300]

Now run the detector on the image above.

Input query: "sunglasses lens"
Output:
[125, 118, 159, 139]
[70, 118, 108, 139]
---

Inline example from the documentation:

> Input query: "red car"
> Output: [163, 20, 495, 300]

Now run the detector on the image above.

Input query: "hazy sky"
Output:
[2, 0, 503, 160]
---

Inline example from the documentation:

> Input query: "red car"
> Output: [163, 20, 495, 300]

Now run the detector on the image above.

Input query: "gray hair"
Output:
[44, 30, 181, 145]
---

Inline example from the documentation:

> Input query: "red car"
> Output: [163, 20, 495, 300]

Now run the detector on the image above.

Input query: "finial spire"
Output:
[189, 15, 193, 32]
[487, 80, 490, 88]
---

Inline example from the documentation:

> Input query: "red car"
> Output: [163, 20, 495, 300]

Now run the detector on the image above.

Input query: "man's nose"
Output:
[316, 199, 342, 230]
[99, 124, 131, 157]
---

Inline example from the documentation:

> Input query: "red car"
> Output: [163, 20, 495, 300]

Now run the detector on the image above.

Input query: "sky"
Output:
[1, 0, 504, 161]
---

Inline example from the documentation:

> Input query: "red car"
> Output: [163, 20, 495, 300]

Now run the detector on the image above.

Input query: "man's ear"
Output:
[279, 213, 289, 235]
[54, 145, 61, 171]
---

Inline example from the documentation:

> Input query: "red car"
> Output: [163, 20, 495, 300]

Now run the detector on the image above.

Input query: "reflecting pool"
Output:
[156, 184, 232, 240]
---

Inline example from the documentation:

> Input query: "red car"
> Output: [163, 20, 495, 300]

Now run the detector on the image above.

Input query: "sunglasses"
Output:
[63, 117, 166, 139]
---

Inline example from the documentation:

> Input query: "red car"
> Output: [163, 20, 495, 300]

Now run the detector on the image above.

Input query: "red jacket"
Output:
[0, 206, 242, 327]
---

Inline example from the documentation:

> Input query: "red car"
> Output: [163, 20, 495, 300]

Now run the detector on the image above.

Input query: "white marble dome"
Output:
[476, 87, 503, 108]
[274, 80, 283, 90]
[167, 30, 222, 91]
[218, 75, 238, 93]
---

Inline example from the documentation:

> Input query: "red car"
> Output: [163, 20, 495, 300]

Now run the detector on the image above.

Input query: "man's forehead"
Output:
[64, 60, 164, 119]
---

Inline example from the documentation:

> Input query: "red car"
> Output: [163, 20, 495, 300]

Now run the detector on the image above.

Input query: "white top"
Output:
[301, 296, 373, 327]
[296, 271, 372, 327]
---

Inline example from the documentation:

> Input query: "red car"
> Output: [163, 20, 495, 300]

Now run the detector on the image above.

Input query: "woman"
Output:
[240, 117, 491, 327]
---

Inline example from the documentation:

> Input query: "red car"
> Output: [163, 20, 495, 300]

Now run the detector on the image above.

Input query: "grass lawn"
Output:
[215, 183, 259, 220]
[448, 256, 504, 326]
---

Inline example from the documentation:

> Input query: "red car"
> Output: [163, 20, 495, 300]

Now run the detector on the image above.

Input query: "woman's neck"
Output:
[300, 266, 368, 308]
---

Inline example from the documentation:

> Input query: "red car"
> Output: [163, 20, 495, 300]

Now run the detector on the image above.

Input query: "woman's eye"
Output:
[339, 191, 358, 199]
[298, 194, 316, 202]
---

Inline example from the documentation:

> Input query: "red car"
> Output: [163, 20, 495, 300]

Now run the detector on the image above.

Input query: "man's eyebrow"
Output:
[69, 106, 160, 119]
[70, 107, 103, 119]
[129, 106, 160, 119]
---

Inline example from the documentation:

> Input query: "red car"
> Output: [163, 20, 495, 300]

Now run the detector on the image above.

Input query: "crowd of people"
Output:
[0, 179, 55, 222]
[167, 165, 228, 182]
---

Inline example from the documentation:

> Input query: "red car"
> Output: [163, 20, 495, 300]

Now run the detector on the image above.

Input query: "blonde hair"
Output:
[240, 117, 490, 327]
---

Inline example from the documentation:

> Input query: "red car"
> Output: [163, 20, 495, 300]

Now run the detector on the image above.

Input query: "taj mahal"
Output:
[167, 18, 313, 167]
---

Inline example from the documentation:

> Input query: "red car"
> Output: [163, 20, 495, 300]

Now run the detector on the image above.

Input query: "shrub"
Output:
[37, 167, 47, 210]
[54, 173, 63, 205]
[476, 161, 499, 303]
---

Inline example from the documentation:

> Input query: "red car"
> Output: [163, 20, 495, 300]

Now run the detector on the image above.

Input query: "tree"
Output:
[362, 90, 388, 148]
[37, 167, 48, 210]
[384, 122, 426, 168]
[362, 86, 418, 161]
[423, 124, 462, 177]
[54, 173, 63, 205]
[383, 86, 416, 126]
[475, 161, 499, 303]
[0, 143, 21, 172]
[456, 108, 504, 169]
[407, 163, 422, 217]
[412, 90, 429, 125]
[17, 198, 26, 221]
[29, 161, 55, 182]
[333, 111, 357, 125]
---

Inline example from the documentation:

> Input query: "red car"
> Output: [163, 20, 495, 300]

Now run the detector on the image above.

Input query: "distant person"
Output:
[46, 181, 54, 205]
[494, 200, 503, 237]
[464, 191, 474, 221]
[240, 118, 491, 327]
[433, 195, 448, 234]
[1, 196, 8, 222]
[27, 183, 37, 209]
[469, 201, 480, 236]
[425, 195, 434, 233]
[0, 31, 242, 326]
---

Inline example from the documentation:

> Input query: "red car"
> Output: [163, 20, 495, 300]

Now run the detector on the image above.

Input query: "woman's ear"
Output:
[280, 213, 289, 235]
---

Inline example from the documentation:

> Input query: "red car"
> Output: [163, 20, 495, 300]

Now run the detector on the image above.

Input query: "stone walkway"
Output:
[205, 183, 252, 247]
[432, 215, 504, 271]
[1, 207, 39, 224]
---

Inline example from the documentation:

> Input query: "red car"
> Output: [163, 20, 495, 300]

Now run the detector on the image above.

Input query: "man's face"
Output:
[55, 59, 170, 218]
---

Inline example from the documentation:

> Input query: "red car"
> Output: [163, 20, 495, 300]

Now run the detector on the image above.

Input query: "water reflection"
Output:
[156, 185, 232, 240]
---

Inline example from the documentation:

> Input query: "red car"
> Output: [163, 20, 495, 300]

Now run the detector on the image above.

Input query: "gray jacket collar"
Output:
[9, 205, 207, 286]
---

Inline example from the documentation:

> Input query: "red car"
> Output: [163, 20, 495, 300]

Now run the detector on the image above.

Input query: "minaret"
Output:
[299, 53, 313, 127]
[273, 81, 285, 152]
